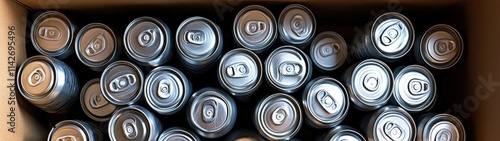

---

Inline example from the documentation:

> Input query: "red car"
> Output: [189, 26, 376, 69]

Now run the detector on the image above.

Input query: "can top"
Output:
[81, 78, 117, 121]
[101, 61, 143, 105]
[324, 125, 366, 141]
[255, 93, 302, 140]
[394, 65, 436, 112]
[371, 12, 414, 59]
[48, 120, 91, 141]
[109, 105, 159, 141]
[420, 24, 463, 70]
[372, 106, 416, 141]
[266, 45, 312, 93]
[158, 127, 200, 141]
[144, 66, 191, 115]
[278, 4, 316, 45]
[351, 59, 393, 107]
[303, 77, 349, 127]
[218, 48, 262, 96]
[176, 16, 222, 60]
[31, 11, 73, 56]
[234, 5, 277, 52]
[76, 23, 117, 66]
[421, 114, 465, 141]
[124, 17, 169, 63]
[19, 56, 54, 96]
[310, 31, 348, 71]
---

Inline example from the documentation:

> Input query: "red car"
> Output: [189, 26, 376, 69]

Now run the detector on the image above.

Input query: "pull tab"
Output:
[85, 33, 106, 57]
[56, 135, 77, 141]
[157, 79, 172, 99]
[109, 74, 137, 93]
[245, 20, 267, 36]
[38, 26, 62, 41]
[185, 30, 205, 45]
[384, 122, 405, 141]
[363, 73, 380, 92]
[122, 118, 138, 139]
[408, 78, 430, 95]
[278, 62, 302, 76]
[226, 62, 250, 78]
[380, 21, 404, 46]
[271, 107, 287, 125]
[28, 67, 46, 87]
[291, 15, 306, 37]
[435, 129, 452, 141]
[319, 42, 340, 57]
[434, 39, 456, 56]
[90, 92, 109, 108]
[138, 29, 156, 47]
[202, 100, 217, 123]
[316, 90, 338, 114]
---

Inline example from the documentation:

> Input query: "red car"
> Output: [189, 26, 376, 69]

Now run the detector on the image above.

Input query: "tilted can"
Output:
[319, 125, 366, 141]
[310, 31, 348, 71]
[176, 16, 223, 73]
[217, 48, 262, 98]
[17, 55, 79, 113]
[254, 93, 302, 140]
[350, 12, 414, 62]
[80, 78, 117, 122]
[414, 24, 463, 70]
[186, 87, 237, 139]
[101, 60, 144, 105]
[124, 16, 172, 67]
[225, 129, 266, 141]
[158, 127, 201, 141]
[233, 5, 277, 53]
[341, 59, 393, 111]
[417, 113, 465, 141]
[108, 105, 162, 141]
[302, 76, 349, 128]
[278, 4, 316, 48]
[362, 105, 416, 141]
[31, 11, 75, 59]
[144, 66, 191, 115]
[265, 45, 312, 93]
[48, 120, 103, 141]
[75, 23, 121, 71]
[391, 65, 436, 112]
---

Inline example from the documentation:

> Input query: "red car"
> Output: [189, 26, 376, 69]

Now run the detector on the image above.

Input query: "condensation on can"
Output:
[320, 125, 366, 141]
[362, 105, 416, 141]
[48, 120, 103, 141]
[218, 48, 262, 98]
[80, 78, 117, 122]
[391, 65, 436, 112]
[417, 113, 465, 141]
[144, 66, 191, 115]
[414, 24, 463, 70]
[233, 5, 277, 53]
[108, 105, 162, 141]
[265, 45, 312, 93]
[158, 127, 201, 141]
[17, 55, 79, 114]
[75, 23, 121, 71]
[278, 4, 316, 48]
[101, 60, 144, 105]
[31, 11, 75, 59]
[124, 16, 172, 67]
[310, 31, 348, 71]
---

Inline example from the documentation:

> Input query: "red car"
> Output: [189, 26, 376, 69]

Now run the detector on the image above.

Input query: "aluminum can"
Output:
[187, 87, 237, 138]
[75, 23, 121, 71]
[80, 78, 117, 121]
[31, 11, 75, 59]
[362, 105, 416, 141]
[176, 16, 223, 73]
[265, 45, 312, 93]
[319, 125, 366, 141]
[414, 24, 463, 70]
[391, 65, 436, 112]
[17, 55, 79, 113]
[417, 113, 465, 141]
[233, 5, 277, 53]
[101, 60, 144, 105]
[310, 31, 348, 71]
[254, 93, 302, 140]
[302, 76, 349, 128]
[108, 105, 161, 141]
[144, 66, 191, 115]
[278, 4, 316, 48]
[225, 129, 266, 141]
[217, 48, 262, 98]
[158, 127, 201, 141]
[124, 16, 172, 66]
[48, 120, 103, 141]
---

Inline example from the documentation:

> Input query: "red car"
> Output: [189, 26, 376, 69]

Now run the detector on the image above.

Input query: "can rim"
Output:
[419, 113, 466, 141]
[75, 23, 119, 68]
[158, 127, 200, 141]
[31, 11, 75, 58]
[254, 93, 303, 140]
[309, 31, 348, 71]
[175, 16, 223, 61]
[265, 45, 312, 93]
[324, 125, 366, 141]
[367, 105, 416, 141]
[393, 65, 436, 112]
[278, 4, 316, 45]
[370, 12, 415, 59]
[17, 55, 56, 100]
[218, 48, 263, 96]
[233, 5, 277, 53]
[419, 24, 463, 70]
[108, 105, 161, 141]
[350, 59, 393, 109]
[144, 66, 191, 115]
[80, 78, 115, 121]
[100, 60, 144, 105]
[48, 120, 95, 141]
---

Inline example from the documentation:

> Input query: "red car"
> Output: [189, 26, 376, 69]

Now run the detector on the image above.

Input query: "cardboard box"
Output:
[2, 0, 500, 140]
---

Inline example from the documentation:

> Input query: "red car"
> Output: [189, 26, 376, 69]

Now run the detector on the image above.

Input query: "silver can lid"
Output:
[369, 106, 416, 141]
[350, 59, 393, 110]
[48, 120, 95, 141]
[31, 11, 74, 58]
[419, 114, 465, 141]
[144, 66, 191, 115]
[393, 65, 436, 112]
[187, 87, 237, 139]
[124, 16, 171, 66]
[233, 5, 277, 53]
[310, 31, 348, 71]
[75, 23, 118, 68]
[218, 48, 262, 96]
[254, 93, 302, 140]
[265, 45, 312, 93]
[419, 24, 463, 70]
[303, 76, 349, 128]
[323, 125, 366, 141]
[278, 4, 316, 46]
[158, 127, 200, 141]
[108, 105, 161, 141]
[19, 56, 55, 97]
[371, 12, 414, 59]
[80, 78, 117, 121]
[101, 61, 144, 105]
[176, 16, 223, 61]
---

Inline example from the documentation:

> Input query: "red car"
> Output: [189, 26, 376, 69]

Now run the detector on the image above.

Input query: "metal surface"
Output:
[158, 127, 200, 141]
[144, 66, 191, 115]
[48, 120, 102, 141]
[321, 125, 366, 141]
[101, 60, 144, 105]
[233, 5, 277, 53]
[31, 11, 75, 59]
[218, 48, 262, 97]
[417, 113, 465, 141]
[254, 93, 302, 140]
[80, 78, 117, 121]
[415, 24, 463, 70]
[310, 31, 348, 71]
[265, 45, 312, 93]
[75, 23, 120, 71]
[392, 65, 436, 112]
[108, 105, 161, 141]
[278, 4, 316, 48]
[363, 105, 416, 141]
